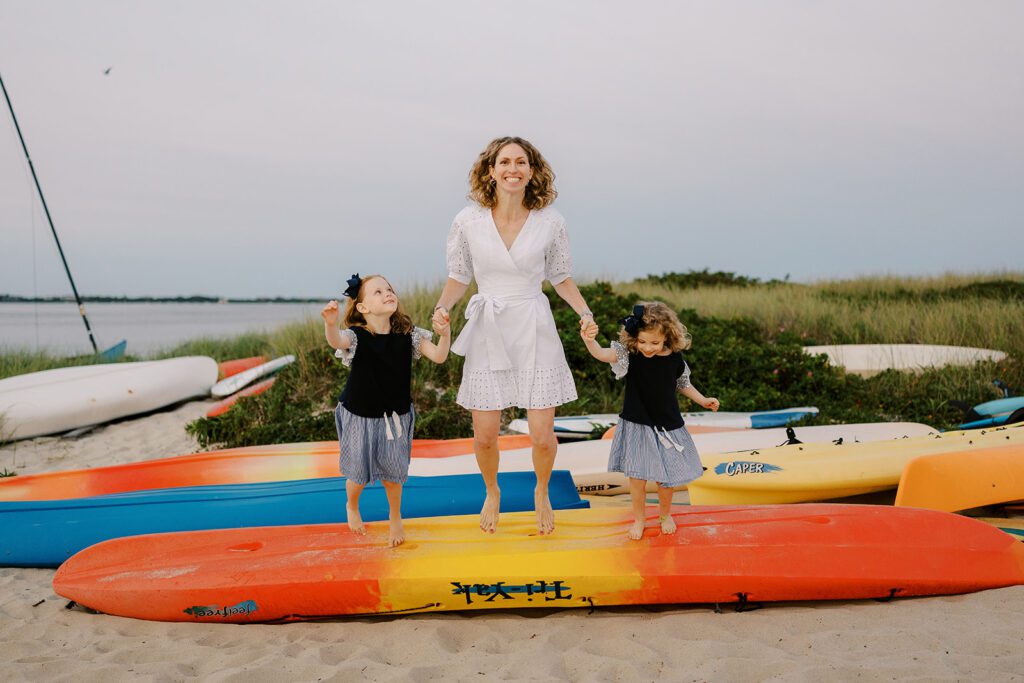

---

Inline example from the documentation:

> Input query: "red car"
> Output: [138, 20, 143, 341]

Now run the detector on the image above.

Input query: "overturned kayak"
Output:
[895, 445, 1024, 512]
[1, 470, 586, 567]
[0, 357, 218, 440]
[53, 504, 1024, 623]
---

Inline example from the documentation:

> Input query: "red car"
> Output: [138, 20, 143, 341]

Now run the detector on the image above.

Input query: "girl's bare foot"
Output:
[479, 491, 501, 534]
[627, 519, 645, 540]
[660, 514, 677, 535]
[389, 518, 405, 547]
[346, 504, 367, 535]
[535, 491, 555, 535]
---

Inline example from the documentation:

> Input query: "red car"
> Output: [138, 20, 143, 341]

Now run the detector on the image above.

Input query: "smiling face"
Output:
[489, 143, 533, 194]
[636, 327, 668, 357]
[355, 276, 399, 317]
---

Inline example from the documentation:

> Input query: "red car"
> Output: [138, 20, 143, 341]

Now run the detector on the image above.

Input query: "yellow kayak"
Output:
[895, 445, 1024, 512]
[689, 425, 1024, 505]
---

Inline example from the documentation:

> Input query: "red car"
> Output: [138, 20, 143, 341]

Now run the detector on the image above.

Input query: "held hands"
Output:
[432, 314, 450, 337]
[702, 397, 721, 412]
[579, 318, 599, 342]
[321, 300, 340, 326]
[431, 305, 450, 330]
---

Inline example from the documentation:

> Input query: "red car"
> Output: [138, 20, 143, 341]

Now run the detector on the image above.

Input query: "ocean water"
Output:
[0, 302, 323, 356]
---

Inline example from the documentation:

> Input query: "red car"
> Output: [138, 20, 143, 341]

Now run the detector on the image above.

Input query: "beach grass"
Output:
[4, 272, 1022, 447]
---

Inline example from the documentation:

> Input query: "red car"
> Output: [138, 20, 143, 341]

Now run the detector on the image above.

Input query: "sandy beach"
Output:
[2, 402, 1023, 682]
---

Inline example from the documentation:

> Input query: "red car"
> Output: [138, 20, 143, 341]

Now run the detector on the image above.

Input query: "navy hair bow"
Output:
[343, 273, 362, 299]
[621, 304, 646, 337]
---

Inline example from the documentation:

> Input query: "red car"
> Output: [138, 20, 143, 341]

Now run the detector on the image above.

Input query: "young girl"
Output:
[581, 302, 719, 540]
[321, 273, 450, 547]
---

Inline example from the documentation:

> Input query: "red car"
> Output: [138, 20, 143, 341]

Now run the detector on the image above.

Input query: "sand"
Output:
[2, 402, 1023, 682]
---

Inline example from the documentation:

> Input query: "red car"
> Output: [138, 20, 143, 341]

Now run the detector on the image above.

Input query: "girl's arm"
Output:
[418, 317, 452, 364]
[680, 384, 720, 411]
[321, 300, 352, 350]
[431, 278, 468, 329]
[580, 319, 618, 364]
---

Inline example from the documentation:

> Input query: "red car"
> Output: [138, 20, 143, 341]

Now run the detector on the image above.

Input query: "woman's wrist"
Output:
[578, 309, 594, 320]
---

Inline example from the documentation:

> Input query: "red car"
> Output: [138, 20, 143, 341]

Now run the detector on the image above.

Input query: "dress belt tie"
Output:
[450, 292, 538, 371]
[384, 411, 403, 441]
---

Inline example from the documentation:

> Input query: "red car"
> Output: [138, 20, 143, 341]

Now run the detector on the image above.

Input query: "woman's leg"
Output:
[628, 477, 648, 540]
[472, 410, 502, 533]
[346, 479, 367, 535]
[658, 486, 677, 534]
[382, 480, 405, 547]
[527, 407, 558, 535]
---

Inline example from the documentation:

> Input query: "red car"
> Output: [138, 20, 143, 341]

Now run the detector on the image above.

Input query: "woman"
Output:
[432, 136, 593, 535]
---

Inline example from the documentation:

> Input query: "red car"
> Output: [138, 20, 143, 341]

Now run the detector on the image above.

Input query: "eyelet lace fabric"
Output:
[446, 216, 474, 285]
[456, 365, 578, 411]
[544, 220, 572, 285]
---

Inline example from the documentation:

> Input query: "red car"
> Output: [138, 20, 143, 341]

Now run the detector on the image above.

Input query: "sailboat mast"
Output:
[1, 72, 99, 353]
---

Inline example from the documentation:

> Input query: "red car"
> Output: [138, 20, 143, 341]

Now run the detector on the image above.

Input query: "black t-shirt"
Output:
[619, 351, 687, 430]
[339, 326, 413, 418]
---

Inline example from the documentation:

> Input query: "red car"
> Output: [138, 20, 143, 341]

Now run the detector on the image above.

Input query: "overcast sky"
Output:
[2, 1, 1022, 298]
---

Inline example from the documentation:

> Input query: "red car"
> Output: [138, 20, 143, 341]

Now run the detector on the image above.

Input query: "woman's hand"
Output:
[579, 318, 599, 342]
[433, 314, 450, 337]
[431, 305, 450, 329]
[321, 300, 340, 326]
[702, 397, 721, 412]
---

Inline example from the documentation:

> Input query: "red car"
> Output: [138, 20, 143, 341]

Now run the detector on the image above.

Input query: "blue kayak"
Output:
[958, 396, 1024, 430]
[0, 471, 587, 567]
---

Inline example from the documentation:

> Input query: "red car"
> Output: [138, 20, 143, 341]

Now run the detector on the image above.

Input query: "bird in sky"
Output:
[103, 67, 112, 76]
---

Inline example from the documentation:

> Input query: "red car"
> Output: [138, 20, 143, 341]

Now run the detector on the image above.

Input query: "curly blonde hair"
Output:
[618, 301, 692, 354]
[468, 136, 557, 210]
[342, 274, 413, 335]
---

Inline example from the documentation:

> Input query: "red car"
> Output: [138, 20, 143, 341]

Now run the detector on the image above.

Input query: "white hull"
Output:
[803, 344, 1007, 377]
[0, 357, 218, 440]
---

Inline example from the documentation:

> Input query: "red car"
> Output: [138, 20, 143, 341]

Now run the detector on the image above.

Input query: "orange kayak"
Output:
[0, 435, 532, 502]
[216, 356, 267, 380]
[894, 444, 1024, 512]
[54, 504, 1024, 623]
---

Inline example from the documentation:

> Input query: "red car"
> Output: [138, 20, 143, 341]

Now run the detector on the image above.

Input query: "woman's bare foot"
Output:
[346, 504, 366, 535]
[627, 518, 645, 540]
[479, 490, 501, 534]
[660, 514, 677, 535]
[535, 491, 555, 535]
[389, 518, 405, 547]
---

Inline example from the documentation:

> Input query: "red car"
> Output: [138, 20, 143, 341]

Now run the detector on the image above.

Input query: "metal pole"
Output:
[1, 72, 98, 353]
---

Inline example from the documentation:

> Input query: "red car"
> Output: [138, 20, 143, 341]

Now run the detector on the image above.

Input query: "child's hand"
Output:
[432, 315, 450, 336]
[579, 318, 599, 341]
[431, 305, 450, 329]
[321, 300, 340, 326]
[703, 397, 720, 412]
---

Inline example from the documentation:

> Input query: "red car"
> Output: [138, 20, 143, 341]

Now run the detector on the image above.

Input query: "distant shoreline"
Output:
[0, 296, 323, 304]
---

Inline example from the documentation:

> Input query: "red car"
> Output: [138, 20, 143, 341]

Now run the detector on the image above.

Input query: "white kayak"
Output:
[0, 357, 218, 440]
[412, 422, 935, 495]
[803, 344, 1007, 377]
[210, 355, 295, 398]
[508, 407, 820, 438]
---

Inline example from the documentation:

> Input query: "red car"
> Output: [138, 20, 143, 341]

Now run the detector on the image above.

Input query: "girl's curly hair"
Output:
[468, 136, 557, 210]
[342, 274, 413, 335]
[618, 301, 692, 354]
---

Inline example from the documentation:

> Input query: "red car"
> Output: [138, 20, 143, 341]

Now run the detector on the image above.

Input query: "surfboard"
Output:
[210, 355, 295, 398]
[688, 425, 1024, 505]
[1, 471, 586, 567]
[0, 435, 533, 502]
[803, 344, 1007, 377]
[894, 445, 1024, 512]
[52, 504, 1024, 623]
[206, 377, 276, 418]
[0, 357, 219, 440]
[216, 356, 268, 380]
[508, 407, 820, 438]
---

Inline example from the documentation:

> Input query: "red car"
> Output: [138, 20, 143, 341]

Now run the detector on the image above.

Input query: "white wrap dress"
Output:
[447, 205, 578, 411]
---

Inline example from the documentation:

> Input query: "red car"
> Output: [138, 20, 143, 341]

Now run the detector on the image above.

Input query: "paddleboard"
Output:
[688, 425, 1024, 505]
[509, 407, 820, 437]
[0, 357, 218, 440]
[803, 344, 1007, 377]
[0, 435, 532, 502]
[894, 445, 1024, 512]
[1, 471, 586, 567]
[53, 505, 1024, 623]
[210, 355, 295, 398]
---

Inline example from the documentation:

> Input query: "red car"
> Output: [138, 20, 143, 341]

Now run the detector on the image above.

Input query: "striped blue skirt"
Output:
[335, 403, 415, 486]
[607, 417, 704, 488]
